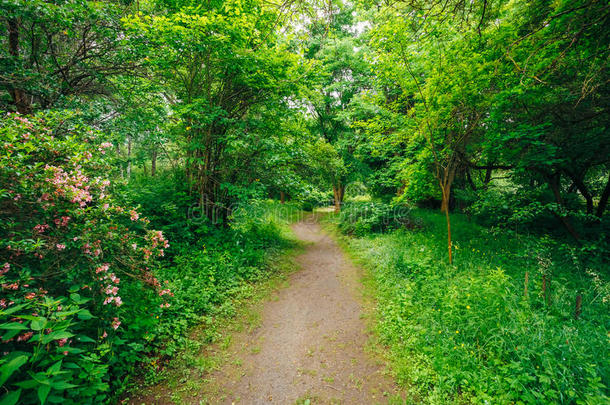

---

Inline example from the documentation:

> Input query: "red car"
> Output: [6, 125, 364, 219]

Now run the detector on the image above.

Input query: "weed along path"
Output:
[200, 219, 400, 404]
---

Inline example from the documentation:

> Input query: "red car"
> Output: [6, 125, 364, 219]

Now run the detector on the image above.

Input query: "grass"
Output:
[324, 207, 610, 404]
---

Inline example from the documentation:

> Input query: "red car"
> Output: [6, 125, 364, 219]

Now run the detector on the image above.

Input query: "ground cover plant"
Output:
[334, 204, 609, 403]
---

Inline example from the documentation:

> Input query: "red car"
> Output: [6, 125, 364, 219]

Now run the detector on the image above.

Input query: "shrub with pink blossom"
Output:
[0, 112, 172, 404]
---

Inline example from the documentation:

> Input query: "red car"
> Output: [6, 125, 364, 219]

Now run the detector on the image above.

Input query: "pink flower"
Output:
[102, 180, 110, 187]
[130, 210, 139, 221]
[160, 303, 171, 308]
[34, 223, 50, 233]
[100, 142, 113, 149]
[25, 292, 36, 300]
[111, 317, 121, 330]
[105, 285, 119, 296]
[132, 243, 137, 250]
[17, 332, 34, 342]
[95, 264, 109, 274]
[114, 296, 123, 307]
[101, 331, 108, 339]
[56, 244, 66, 250]
[102, 203, 109, 210]
[58, 338, 68, 347]
[0, 263, 9, 275]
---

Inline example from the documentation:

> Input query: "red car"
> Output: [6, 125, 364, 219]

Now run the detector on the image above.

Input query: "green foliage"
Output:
[338, 201, 419, 237]
[338, 209, 610, 403]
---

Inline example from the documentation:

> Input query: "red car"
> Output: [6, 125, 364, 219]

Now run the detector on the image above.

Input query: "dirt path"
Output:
[198, 219, 399, 404]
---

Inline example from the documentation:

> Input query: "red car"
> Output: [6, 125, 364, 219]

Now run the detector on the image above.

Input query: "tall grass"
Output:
[334, 208, 609, 403]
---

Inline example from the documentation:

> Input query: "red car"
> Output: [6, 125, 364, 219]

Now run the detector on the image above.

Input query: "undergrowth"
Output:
[330, 206, 609, 404]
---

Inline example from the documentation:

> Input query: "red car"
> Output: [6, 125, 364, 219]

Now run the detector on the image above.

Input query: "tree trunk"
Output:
[333, 182, 345, 213]
[440, 182, 453, 265]
[127, 137, 132, 179]
[439, 164, 457, 265]
[7, 18, 31, 114]
[151, 147, 157, 177]
[596, 170, 610, 218]
[547, 173, 580, 240]
[280, 191, 285, 204]
[566, 171, 593, 214]
[466, 168, 477, 191]
[483, 166, 492, 186]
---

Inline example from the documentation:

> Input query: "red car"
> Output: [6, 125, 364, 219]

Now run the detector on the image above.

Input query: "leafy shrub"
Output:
[296, 189, 332, 212]
[0, 112, 171, 404]
[340, 209, 609, 403]
[338, 201, 419, 236]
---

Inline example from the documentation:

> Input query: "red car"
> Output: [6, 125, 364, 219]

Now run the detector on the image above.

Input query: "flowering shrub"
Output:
[0, 112, 172, 404]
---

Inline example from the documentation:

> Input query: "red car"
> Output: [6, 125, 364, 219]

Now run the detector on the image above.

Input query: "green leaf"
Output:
[46, 360, 62, 375]
[0, 355, 29, 386]
[0, 303, 27, 316]
[0, 322, 28, 330]
[75, 335, 96, 343]
[69, 293, 90, 305]
[38, 384, 51, 405]
[77, 309, 93, 320]
[31, 318, 47, 331]
[49, 380, 78, 390]
[42, 331, 74, 344]
[0, 390, 21, 405]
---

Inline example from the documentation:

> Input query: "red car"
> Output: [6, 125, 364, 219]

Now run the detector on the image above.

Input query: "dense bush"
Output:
[296, 188, 332, 212]
[0, 112, 171, 404]
[338, 201, 420, 236]
[336, 209, 609, 403]
[0, 113, 298, 404]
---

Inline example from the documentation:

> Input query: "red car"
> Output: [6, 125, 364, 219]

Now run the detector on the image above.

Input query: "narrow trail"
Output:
[200, 219, 399, 404]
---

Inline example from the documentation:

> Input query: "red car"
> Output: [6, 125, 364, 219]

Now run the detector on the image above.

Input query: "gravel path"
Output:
[203, 219, 399, 404]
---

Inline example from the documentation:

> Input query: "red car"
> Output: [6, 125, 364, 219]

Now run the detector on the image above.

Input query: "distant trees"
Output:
[354, 0, 610, 252]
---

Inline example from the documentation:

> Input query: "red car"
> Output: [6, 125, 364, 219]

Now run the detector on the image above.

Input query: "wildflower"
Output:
[56, 244, 66, 250]
[96, 264, 109, 274]
[34, 224, 50, 233]
[455, 330, 459, 334]
[25, 292, 36, 300]
[130, 210, 139, 221]
[17, 332, 33, 342]
[101, 331, 108, 339]
[111, 317, 121, 330]
[0, 263, 9, 275]
[466, 305, 471, 309]
[58, 338, 68, 347]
